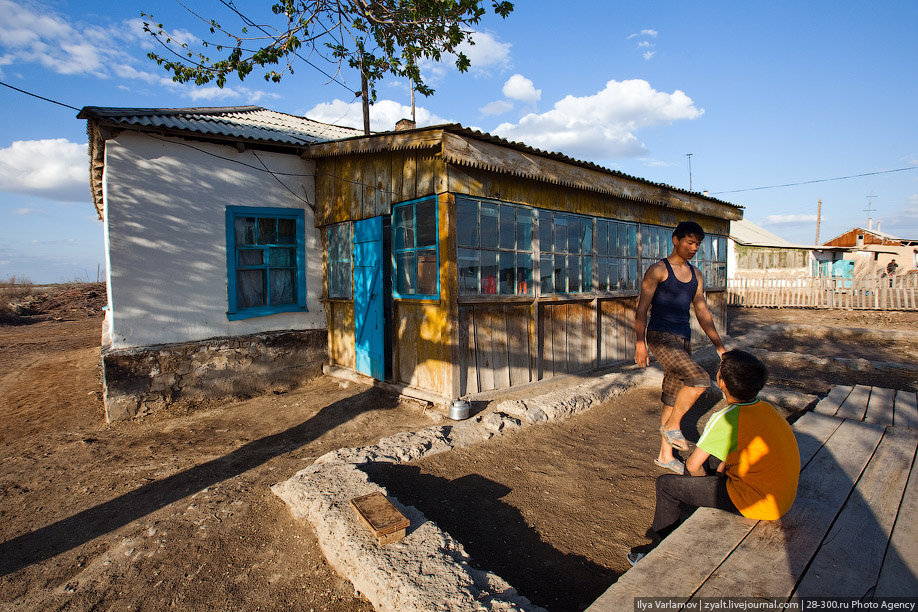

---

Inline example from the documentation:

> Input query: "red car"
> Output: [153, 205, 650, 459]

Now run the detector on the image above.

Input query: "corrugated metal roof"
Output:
[730, 219, 821, 249]
[78, 105, 363, 145]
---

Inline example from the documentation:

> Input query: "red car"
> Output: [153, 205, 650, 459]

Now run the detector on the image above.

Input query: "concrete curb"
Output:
[271, 366, 664, 612]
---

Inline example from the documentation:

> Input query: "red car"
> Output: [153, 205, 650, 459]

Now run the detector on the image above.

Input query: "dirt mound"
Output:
[0, 282, 106, 324]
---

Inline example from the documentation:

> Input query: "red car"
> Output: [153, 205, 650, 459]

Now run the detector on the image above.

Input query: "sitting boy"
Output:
[628, 349, 800, 565]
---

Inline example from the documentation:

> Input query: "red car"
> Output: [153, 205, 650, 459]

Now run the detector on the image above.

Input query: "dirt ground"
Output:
[2, 290, 918, 612]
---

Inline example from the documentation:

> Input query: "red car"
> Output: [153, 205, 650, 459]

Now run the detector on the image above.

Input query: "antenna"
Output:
[864, 193, 878, 230]
[685, 153, 693, 191]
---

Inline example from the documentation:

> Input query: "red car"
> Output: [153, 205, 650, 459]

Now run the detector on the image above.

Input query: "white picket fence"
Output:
[727, 273, 918, 310]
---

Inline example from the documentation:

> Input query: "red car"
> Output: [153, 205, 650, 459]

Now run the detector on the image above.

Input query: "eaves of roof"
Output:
[309, 123, 744, 221]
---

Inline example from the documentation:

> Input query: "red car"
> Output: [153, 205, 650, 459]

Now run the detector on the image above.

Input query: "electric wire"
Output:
[711, 165, 918, 195]
[0, 80, 80, 112]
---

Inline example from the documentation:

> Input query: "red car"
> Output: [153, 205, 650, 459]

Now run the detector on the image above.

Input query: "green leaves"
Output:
[141, 0, 514, 98]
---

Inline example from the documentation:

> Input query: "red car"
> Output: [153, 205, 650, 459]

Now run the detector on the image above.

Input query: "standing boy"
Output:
[628, 349, 800, 565]
[634, 221, 726, 474]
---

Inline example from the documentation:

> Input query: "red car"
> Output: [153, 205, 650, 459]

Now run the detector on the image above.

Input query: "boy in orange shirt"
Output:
[628, 349, 800, 565]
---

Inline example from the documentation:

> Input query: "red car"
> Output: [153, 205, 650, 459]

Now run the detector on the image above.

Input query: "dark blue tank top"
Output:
[647, 259, 697, 339]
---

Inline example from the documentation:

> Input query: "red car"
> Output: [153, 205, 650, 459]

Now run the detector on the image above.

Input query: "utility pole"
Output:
[815, 199, 822, 245]
[361, 70, 370, 135]
[685, 153, 693, 191]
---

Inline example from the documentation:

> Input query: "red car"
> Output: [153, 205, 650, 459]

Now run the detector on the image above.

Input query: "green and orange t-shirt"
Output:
[697, 399, 800, 520]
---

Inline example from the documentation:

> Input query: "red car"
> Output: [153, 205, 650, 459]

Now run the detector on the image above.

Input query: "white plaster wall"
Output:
[103, 132, 325, 348]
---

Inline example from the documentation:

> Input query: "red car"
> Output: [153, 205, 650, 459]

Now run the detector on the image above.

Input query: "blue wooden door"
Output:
[354, 217, 385, 380]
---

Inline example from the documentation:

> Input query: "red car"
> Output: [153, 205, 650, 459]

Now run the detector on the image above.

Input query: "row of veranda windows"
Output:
[323, 195, 728, 301]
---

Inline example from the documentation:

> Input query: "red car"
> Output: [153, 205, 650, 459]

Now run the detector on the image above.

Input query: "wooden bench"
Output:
[586, 386, 918, 610]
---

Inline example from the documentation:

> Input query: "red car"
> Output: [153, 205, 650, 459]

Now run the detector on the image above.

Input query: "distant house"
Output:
[821, 226, 918, 277]
[80, 105, 743, 421]
[727, 219, 821, 278]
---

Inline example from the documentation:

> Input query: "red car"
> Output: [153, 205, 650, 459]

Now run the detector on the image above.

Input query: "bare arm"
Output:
[634, 263, 664, 367]
[685, 446, 713, 477]
[691, 267, 726, 356]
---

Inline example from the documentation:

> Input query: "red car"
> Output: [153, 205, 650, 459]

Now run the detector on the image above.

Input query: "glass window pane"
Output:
[270, 269, 295, 305]
[597, 221, 608, 256]
[480, 203, 499, 249]
[457, 199, 478, 248]
[394, 206, 414, 250]
[597, 258, 608, 292]
[517, 209, 532, 253]
[239, 248, 263, 266]
[628, 226, 638, 256]
[582, 255, 593, 291]
[481, 250, 498, 294]
[277, 218, 296, 245]
[329, 261, 352, 298]
[499, 206, 516, 251]
[555, 216, 568, 254]
[270, 247, 295, 267]
[258, 218, 277, 245]
[235, 217, 257, 245]
[417, 249, 437, 294]
[516, 252, 532, 295]
[540, 254, 553, 294]
[539, 211, 552, 253]
[395, 251, 416, 294]
[237, 269, 265, 308]
[567, 217, 580, 254]
[554, 254, 567, 293]
[581, 219, 592, 253]
[416, 199, 437, 248]
[458, 248, 479, 295]
[567, 254, 580, 292]
[610, 258, 620, 290]
[499, 251, 516, 295]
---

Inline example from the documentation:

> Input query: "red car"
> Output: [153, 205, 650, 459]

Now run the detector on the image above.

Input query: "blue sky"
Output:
[2, 0, 917, 284]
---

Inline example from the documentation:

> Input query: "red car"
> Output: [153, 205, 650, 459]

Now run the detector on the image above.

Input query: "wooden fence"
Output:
[727, 273, 918, 310]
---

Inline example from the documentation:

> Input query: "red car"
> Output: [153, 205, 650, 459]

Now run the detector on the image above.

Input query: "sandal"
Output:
[627, 552, 646, 566]
[654, 458, 685, 475]
[660, 426, 690, 451]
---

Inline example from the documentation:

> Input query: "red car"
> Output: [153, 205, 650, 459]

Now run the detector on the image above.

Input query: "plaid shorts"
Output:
[646, 330, 711, 407]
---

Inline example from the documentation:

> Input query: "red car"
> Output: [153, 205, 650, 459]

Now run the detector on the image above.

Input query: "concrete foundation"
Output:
[101, 329, 327, 422]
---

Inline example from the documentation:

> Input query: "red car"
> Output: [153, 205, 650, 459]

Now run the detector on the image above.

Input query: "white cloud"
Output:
[491, 79, 703, 161]
[643, 51, 656, 61]
[502, 74, 541, 106]
[480, 99, 514, 116]
[15, 207, 45, 215]
[627, 29, 658, 40]
[305, 98, 451, 132]
[419, 29, 512, 84]
[0, 139, 89, 202]
[760, 214, 820, 225]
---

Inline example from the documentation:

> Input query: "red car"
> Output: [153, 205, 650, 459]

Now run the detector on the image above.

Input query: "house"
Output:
[821, 226, 918, 276]
[79, 105, 743, 421]
[727, 219, 820, 278]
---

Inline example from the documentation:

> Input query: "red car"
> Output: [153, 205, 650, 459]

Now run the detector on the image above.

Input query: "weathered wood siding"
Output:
[599, 298, 638, 366]
[326, 300, 356, 369]
[392, 194, 455, 397]
[459, 303, 535, 395]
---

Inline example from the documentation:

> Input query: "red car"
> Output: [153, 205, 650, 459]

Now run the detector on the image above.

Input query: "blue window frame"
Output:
[538, 210, 594, 295]
[226, 206, 307, 320]
[393, 196, 440, 299]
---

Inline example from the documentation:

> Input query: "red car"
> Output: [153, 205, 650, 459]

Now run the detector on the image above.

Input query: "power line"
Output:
[711, 165, 918, 195]
[0, 80, 80, 112]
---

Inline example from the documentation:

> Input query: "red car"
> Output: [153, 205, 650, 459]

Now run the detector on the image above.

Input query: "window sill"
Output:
[227, 305, 308, 321]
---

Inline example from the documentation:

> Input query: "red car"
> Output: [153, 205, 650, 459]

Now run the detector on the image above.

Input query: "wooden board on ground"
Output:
[864, 387, 896, 427]
[813, 385, 852, 417]
[690, 419, 885, 599]
[350, 492, 410, 545]
[792, 411, 843, 468]
[874, 429, 918, 596]
[586, 509, 758, 612]
[793, 428, 918, 597]
[834, 384, 871, 421]
[895, 391, 918, 430]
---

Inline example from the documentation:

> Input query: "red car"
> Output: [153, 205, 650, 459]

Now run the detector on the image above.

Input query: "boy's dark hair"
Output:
[673, 221, 705, 240]
[718, 349, 768, 402]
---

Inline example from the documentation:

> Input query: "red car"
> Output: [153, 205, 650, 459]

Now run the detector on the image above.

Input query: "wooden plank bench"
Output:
[586, 386, 918, 610]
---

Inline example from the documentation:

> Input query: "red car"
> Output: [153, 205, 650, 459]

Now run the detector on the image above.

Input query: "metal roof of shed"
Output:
[78, 105, 363, 145]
